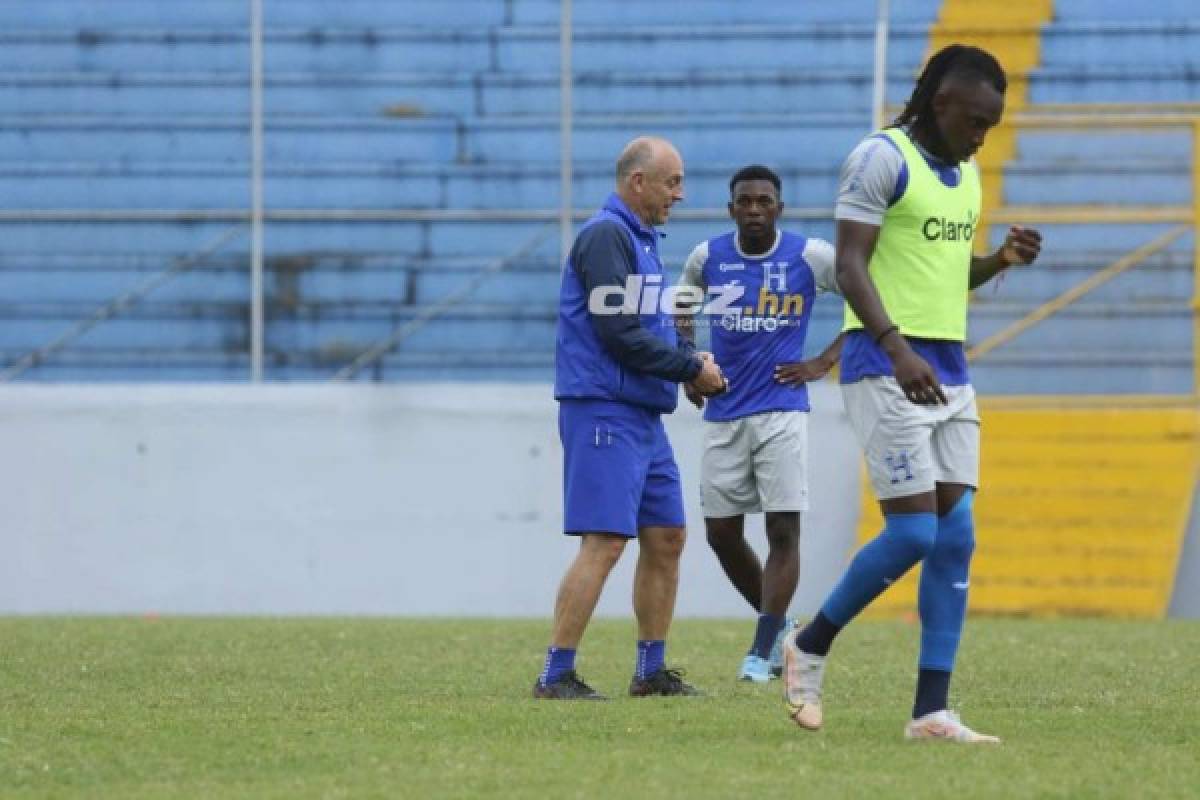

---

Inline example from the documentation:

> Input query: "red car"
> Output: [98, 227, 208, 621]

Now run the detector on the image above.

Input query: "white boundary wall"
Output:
[0, 383, 861, 617]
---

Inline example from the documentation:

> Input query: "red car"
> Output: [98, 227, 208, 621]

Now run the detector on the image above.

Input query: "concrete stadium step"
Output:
[475, 70, 918, 116]
[0, 313, 245, 351]
[978, 254, 1193, 302]
[0, 268, 251, 304]
[9, 219, 1186, 275]
[0, 0, 945, 30]
[973, 404, 1199, 614]
[0, 69, 919, 117]
[7, 347, 1188, 390]
[0, 25, 932, 74]
[967, 302, 1193, 353]
[0, 0, 513, 29]
[12, 68, 926, 118]
[0, 112, 869, 166]
[971, 351, 1194, 394]
[0, 29, 496, 74]
[0, 160, 846, 210]
[0, 349, 559, 382]
[0, 349, 252, 381]
[1052, 0, 1197, 22]
[0, 114, 461, 163]
[0, 252, 559, 274]
[0, 72, 467, 116]
[497, 25, 929, 73]
[1003, 161, 1188, 205]
[0, 219, 568, 262]
[1015, 129, 1191, 164]
[509, 0, 943, 25]
[0, 261, 421, 305]
[0, 300, 851, 362]
[1041, 21, 1200, 67]
[984, 224, 1194, 258]
[0, 303, 559, 352]
[1030, 66, 1200, 103]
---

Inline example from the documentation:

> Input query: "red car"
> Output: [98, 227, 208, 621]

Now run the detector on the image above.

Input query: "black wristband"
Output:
[874, 324, 899, 345]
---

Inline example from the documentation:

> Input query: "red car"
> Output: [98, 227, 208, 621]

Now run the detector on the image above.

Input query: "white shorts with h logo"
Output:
[840, 376, 980, 500]
[700, 410, 809, 517]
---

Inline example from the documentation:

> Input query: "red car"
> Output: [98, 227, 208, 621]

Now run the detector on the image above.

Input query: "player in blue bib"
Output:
[677, 165, 844, 682]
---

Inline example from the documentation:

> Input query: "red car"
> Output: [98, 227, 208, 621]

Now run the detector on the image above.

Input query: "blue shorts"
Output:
[559, 399, 686, 537]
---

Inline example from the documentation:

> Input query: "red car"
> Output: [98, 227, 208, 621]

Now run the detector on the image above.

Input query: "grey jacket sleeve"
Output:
[573, 221, 702, 383]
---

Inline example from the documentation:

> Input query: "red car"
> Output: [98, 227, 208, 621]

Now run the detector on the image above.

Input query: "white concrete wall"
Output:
[0, 382, 862, 617]
[1168, 483, 1200, 618]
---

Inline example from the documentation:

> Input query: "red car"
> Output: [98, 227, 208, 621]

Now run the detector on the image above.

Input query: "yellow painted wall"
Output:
[855, 402, 1200, 619]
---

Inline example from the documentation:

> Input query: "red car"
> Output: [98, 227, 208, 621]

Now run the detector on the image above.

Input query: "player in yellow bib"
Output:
[778, 45, 1042, 742]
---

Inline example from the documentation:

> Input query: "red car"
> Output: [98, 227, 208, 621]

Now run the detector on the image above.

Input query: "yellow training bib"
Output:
[843, 128, 981, 341]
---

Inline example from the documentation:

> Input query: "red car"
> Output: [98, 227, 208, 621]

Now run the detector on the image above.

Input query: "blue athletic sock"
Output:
[918, 490, 976, 672]
[636, 640, 665, 679]
[821, 512, 938, 626]
[749, 613, 786, 659]
[539, 646, 576, 687]
[913, 668, 952, 718]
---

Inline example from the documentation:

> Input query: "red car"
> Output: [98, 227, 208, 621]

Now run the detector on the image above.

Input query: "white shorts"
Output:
[700, 411, 809, 517]
[840, 377, 980, 501]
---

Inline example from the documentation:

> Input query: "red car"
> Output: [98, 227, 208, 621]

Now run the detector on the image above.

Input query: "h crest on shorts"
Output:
[885, 450, 915, 484]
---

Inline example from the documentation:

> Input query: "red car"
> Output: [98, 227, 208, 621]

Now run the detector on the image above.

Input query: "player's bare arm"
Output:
[968, 225, 1043, 289]
[773, 332, 845, 387]
[837, 219, 946, 405]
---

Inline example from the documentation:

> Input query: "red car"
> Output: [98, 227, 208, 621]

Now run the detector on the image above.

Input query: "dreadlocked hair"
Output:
[893, 44, 1007, 129]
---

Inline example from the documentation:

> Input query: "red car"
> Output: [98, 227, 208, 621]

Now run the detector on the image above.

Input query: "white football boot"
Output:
[781, 629, 825, 730]
[904, 710, 1001, 744]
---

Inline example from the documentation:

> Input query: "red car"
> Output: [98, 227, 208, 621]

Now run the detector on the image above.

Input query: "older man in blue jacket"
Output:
[534, 136, 726, 700]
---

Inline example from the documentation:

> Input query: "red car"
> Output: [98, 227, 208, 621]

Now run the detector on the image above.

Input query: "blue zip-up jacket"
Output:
[554, 193, 701, 413]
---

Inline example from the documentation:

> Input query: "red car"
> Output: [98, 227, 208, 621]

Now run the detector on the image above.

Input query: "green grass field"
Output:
[1, 617, 1197, 799]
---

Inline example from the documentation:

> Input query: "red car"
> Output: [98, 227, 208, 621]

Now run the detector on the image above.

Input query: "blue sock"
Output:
[918, 490, 976, 672]
[821, 512, 938, 626]
[750, 613, 786, 658]
[636, 640, 665, 679]
[539, 646, 576, 686]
